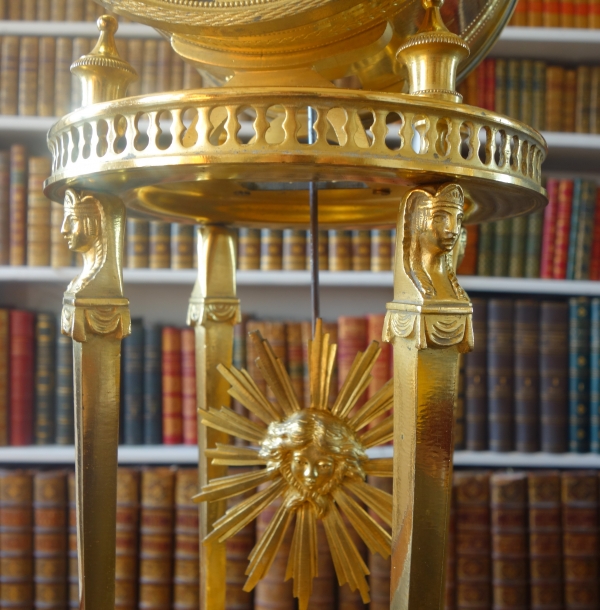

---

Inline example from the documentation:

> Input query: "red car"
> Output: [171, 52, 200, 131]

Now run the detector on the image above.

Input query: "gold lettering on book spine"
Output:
[384, 183, 473, 610]
[60, 188, 130, 610]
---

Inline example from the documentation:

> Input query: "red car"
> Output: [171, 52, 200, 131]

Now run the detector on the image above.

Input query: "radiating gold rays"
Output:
[194, 319, 394, 610]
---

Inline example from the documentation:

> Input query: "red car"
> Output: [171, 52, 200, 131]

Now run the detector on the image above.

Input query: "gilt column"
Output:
[187, 225, 240, 610]
[60, 189, 130, 610]
[384, 184, 473, 610]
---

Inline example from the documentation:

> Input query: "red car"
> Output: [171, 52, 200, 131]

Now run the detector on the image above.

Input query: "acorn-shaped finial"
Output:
[397, 0, 469, 103]
[70, 15, 138, 108]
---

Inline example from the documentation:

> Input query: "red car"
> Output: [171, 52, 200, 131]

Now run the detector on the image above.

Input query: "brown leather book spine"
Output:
[53, 38, 72, 118]
[183, 63, 202, 89]
[116, 469, 140, 610]
[238, 229, 261, 270]
[576, 66, 592, 134]
[263, 322, 287, 404]
[34, 470, 68, 610]
[0, 151, 10, 265]
[171, 224, 194, 270]
[50, 0, 66, 20]
[337, 316, 367, 409]
[285, 322, 304, 407]
[544, 67, 565, 132]
[6, 0, 20, 18]
[65, 0, 85, 21]
[27, 157, 52, 267]
[260, 229, 283, 271]
[22, 0, 36, 18]
[561, 471, 599, 609]
[10, 310, 35, 446]
[542, 0, 561, 25]
[0, 310, 8, 446]
[574, 0, 589, 26]
[0, 470, 34, 609]
[309, 229, 329, 271]
[455, 471, 491, 610]
[528, 0, 544, 24]
[126, 39, 143, 97]
[0, 36, 20, 115]
[126, 219, 150, 269]
[18, 37, 39, 116]
[540, 302, 569, 453]
[173, 469, 199, 610]
[36, 0, 51, 22]
[370, 229, 392, 272]
[10, 144, 27, 266]
[282, 230, 306, 271]
[490, 473, 528, 610]
[560, 0, 575, 26]
[162, 327, 182, 444]
[156, 41, 172, 94]
[37, 37, 55, 117]
[457, 225, 479, 276]
[328, 230, 351, 271]
[465, 298, 488, 450]
[351, 230, 371, 271]
[141, 40, 158, 95]
[139, 468, 175, 610]
[149, 222, 171, 269]
[514, 300, 540, 452]
[67, 472, 77, 609]
[563, 69, 577, 133]
[51, 201, 72, 267]
[528, 471, 563, 610]
[308, 522, 335, 610]
[180, 328, 197, 445]
[368, 476, 392, 610]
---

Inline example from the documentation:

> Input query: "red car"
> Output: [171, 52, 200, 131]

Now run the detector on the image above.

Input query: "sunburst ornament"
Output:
[193, 319, 394, 609]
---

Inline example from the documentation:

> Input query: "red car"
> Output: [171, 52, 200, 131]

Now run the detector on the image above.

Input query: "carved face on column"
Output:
[417, 191, 464, 255]
[61, 190, 103, 253]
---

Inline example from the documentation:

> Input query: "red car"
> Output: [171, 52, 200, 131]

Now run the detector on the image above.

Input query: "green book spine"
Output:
[123, 319, 144, 445]
[477, 223, 494, 276]
[492, 220, 511, 277]
[508, 216, 527, 278]
[531, 61, 546, 132]
[524, 211, 544, 278]
[573, 181, 597, 280]
[518, 60, 534, 125]
[506, 59, 520, 120]
[34, 313, 56, 445]
[55, 332, 74, 445]
[495, 59, 507, 115]
[591, 298, 600, 452]
[566, 179, 583, 281]
[143, 325, 162, 445]
[569, 297, 591, 453]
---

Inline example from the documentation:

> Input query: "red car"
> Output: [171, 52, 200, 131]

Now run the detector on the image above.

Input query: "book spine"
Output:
[506, 60, 520, 119]
[484, 58, 496, 112]
[490, 473, 528, 610]
[544, 66, 565, 132]
[27, 157, 52, 267]
[514, 300, 540, 452]
[310, 229, 329, 271]
[561, 471, 599, 609]
[308, 522, 336, 610]
[181, 328, 197, 445]
[35, 312, 56, 445]
[170, 54, 184, 92]
[285, 322, 304, 408]
[116, 468, 140, 610]
[591, 0, 600, 28]
[67, 472, 77, 608]
[0, 151, 9, 265]
[528, 0, 544, 24]
[144, 325, 162, 445]
[123, 319, 144, 445]
[173, 469, 199, 610]
[590, 189, 600, 281]
[18, 37, 39, 116]
[0, 36, 19, 115]
[171, 224, 194, 270]
[487, 299, 514, 452]
[328, 230, 352, 271]
[337, 316, 367, 408]
[149, 222, 171, 269]
[367, 313, 391, 399]
[511, 0, 528, 25]
[260, 229, 283, 271]
[10, 310, 35, 446]
[55, 333, 74, 445]
[53, 37, 72, 118]
[37, 37, 56, 117]
[542, 0, 561, 25]
[51, 0, 67, 20]
[519, 60, 534, 125]
[564, 69, 577, 133]
[591, 67, 600, 136]
[0, 309, 8, 446]
[524, 211, 543, 278]
[476, 223, 494, 276]
[282, 230, 306, 271]
[10, 144, 28, 266]
[139, 468, 175, 610]
[463, 69, 478, 107]
[141, 40, 158, 95]
[560, 0, 575, 26]
[351, 230, 371, 271]
[573, 181, 597, 280]
[574, 0, 589, 26]
[508, 216, 528, 278]
[237, 229, 261, 270]
[126, 219, 149, 269]
[576, 66, 592, 133]
[263, 322, 287, 405]
[65, 0, 85, 21]
[492, 220, 511, 277]
[531, 61, 546, 132]
[246, 321, 268, 409]
[569, 297, 591, 452]
[456, 225, 479, 276]
[126, 39, 143, 97]
[465, 298, 488, 450]
[455, 471, 491, 609]
[338, 513, 367, 610]
[494, 59, 507, 116]
[540, 179, 559, 279]
[528, 471, 563, 610]
[370, 229, 392, 272]
[162, 327, 182, 444]
[591, 298, 600, 452]
[33, 470, 68, 610]
[367, 476, 392, 610]
[566, 179, 583, 280]
[552, 180, 574, 280]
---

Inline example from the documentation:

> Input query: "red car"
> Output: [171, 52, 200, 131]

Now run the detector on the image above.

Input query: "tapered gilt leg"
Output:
[384, 184, 473, 610]
[60, 190, 130, 610]
[187, 225, 240, 610]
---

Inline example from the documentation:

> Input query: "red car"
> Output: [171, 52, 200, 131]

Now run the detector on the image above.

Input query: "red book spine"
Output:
[484, 59, 496, 112]
[589, 187, 600, 281]
[552, 180, 574, 280]
[337, 316, 367, 410]
[180, 329, 196, 446]
[476, 63, 487, 110]
[162, 327, 183, 444]
[366, 314, 391, 443]
[10, 310, 35, 445]
[540, 179, 559, 279]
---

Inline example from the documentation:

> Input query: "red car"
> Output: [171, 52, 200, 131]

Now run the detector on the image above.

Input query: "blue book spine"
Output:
[122, 319, 144, 445]
[590, 299, 600, 452]
[573, 181, 597, 280]
[144, 325, 162, 444]
[55, 331, 74, 445]
[569, 297, 591, 452]
[566, 179, 583, 280]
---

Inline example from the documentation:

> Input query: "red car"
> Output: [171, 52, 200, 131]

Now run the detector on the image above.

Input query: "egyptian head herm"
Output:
[61, 189, 104, 253]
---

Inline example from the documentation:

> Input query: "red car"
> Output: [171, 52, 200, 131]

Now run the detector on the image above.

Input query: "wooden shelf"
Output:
[0, 445, 598, 468]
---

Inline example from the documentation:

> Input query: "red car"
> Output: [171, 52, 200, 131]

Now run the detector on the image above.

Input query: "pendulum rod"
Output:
[308, 106, 320, 332]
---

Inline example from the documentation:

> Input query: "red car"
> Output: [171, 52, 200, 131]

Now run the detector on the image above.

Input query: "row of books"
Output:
[0, 308, 392, 447]
[458, 297, 600, 455]
[458, 58, 600, 134]
[509, 0, 600, 28]
[0, 35, 202, 119]
[0, 0, 110, 22]
[465, 179, 600, 280]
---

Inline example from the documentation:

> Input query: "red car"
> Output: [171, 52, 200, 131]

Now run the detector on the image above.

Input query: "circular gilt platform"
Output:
[44, 88, 547, 229]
